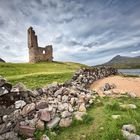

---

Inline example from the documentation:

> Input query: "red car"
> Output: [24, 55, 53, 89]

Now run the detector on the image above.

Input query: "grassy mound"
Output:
[0, 61, 87, 88]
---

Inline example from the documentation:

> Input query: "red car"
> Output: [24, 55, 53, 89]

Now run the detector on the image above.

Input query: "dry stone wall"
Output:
[0, 66, 118, 140]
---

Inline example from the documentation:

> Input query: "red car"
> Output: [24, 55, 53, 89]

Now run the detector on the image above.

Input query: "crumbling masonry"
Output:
[28, 27, 53, 63]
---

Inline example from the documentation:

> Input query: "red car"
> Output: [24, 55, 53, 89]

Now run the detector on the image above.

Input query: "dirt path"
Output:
[90, 75, 140, 97]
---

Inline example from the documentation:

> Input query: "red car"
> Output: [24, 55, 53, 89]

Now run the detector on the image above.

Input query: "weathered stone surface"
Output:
[26, 118, 38, 128]
[36, 100, 48, 110]
[12, 83, 27, 92]
[0, 87, 9, 96]
[59, 118, 72, 127]
[62, 95, 69, 103]
[79, 103, 86, 112]
[2, 115, 8, 122]
[104, 90, 112, 96]
[21, 103, 35, 116]
[36, 120, 45, 131]
[0, 106, 15, 116]
[127, 92, 137, 98]
[15, 100, 26, 109]
[0, 76, 6, 87]
[0, 122, 16, 135]
[38, 109, 51, 122]
[3, 83, 12, 92]
[61, 111, 71, 118]
[122, 124, 140, 140]
[19, 125, 35, 137]
[74, 111, 87, 120]
[47, 117, 60, 128]
[122, 130, 140, 140]
[0, 131, 20, 140]
[54, 87, 63, 97]
[103, 83, 111, 91]
[40, 134, 50, 140]
[122, 124, 136, 133]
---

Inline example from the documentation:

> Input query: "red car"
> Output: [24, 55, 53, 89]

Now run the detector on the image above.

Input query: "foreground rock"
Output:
[122, 124, 140, 140]
[0, 67, 118, 139]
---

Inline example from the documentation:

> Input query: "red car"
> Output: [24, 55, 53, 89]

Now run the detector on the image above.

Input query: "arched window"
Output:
[43, 50, 45, 54]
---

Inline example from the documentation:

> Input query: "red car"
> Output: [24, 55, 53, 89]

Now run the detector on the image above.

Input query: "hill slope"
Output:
[0, 58, 5, 63]
[101, 55, 140, 69]
[0, 61, 88, 88]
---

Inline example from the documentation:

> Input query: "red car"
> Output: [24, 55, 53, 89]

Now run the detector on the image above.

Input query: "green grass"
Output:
[0, 61, 87, 88]
[34, 97, 140, 140]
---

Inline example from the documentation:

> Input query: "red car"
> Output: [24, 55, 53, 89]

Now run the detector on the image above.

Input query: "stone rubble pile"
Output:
[0, 66, 117, 140]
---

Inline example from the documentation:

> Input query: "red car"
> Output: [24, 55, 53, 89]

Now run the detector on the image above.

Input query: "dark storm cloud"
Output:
[0, 0, 140, 64]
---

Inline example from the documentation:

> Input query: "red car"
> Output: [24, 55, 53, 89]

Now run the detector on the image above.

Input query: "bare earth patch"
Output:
[90, 75, 140, 97]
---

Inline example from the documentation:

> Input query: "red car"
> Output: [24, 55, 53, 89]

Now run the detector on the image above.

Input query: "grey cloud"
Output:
[0, 0, 140, 65]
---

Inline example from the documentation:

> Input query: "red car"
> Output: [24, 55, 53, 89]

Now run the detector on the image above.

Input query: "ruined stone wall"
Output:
[28, 27, 53, 63]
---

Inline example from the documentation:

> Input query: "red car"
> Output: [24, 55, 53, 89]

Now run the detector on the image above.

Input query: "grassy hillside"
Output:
[100, 55, 140, 69]
[0, 61, 87, 88]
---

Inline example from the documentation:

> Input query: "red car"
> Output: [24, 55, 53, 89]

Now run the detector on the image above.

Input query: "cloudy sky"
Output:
[0, 0, 140, 65]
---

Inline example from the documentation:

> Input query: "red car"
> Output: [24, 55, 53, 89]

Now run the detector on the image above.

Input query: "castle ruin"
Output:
[28, 27, 53, 63]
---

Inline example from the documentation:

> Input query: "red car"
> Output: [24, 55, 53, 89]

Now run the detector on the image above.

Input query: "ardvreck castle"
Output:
[28, 27, 53, 63]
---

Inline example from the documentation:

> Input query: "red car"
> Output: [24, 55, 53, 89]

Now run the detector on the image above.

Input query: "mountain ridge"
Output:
[100, 55, 140, 69]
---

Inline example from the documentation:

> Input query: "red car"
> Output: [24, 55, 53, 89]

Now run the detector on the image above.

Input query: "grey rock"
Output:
[40, 134, 50, 140]
[0, 76, 6, 87]
[0, 122, 16, 135]
[25, 118, 38, 128]
[122, 130, 140, 140]
[47, 117, 60, 129]
[74, 111, 87, 120]
[12, 83, 27, 92]
[15, 100, 26, 109]
[104, 84, 111, 91]
[120, 104, 137, 109]
[122, 124, 136, 133]
[59, 118, 72, 127]
[19, 125, 35, 137]
[62, 95, 69, 103]
[21, 103, 35, 116]
[127, 92, 137, 98]
[61, 111, 71, 118]
[0, 131, 20, 140]
[36, 100, 48, 110]
[0, 87, 9, 96]
[38, 109, 51, 122]
[36, 119, 45, 131]
[54, 87, 63, 97]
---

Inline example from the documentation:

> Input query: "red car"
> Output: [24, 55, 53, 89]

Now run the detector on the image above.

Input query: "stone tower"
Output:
[28, 27, 53, 63]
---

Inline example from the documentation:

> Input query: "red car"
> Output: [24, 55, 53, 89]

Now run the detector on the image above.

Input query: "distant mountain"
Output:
[0, 58, 5, 63]
[100, 55, 140, 69]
